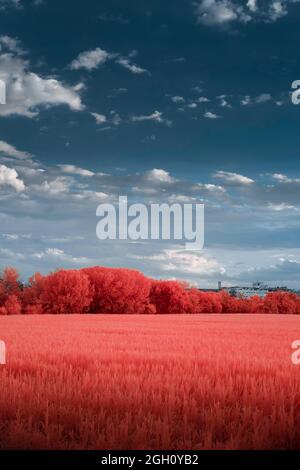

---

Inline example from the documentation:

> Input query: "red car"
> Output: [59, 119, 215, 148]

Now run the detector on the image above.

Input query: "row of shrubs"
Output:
[0, 266, 299, 315]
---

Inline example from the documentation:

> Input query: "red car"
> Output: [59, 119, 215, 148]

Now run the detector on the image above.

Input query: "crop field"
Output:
[0, 314, 300, 450]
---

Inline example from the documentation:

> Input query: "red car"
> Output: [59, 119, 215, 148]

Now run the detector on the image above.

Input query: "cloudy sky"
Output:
[1, 0, 300, 287]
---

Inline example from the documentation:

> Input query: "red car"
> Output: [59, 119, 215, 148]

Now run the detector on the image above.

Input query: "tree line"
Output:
[0, 266, 299, 315]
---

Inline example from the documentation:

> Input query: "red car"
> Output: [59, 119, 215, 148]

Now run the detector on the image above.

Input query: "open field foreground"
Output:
[0, 314, 300, 450]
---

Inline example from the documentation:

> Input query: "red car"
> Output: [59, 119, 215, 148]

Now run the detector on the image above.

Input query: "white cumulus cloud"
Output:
[204, 111, 220, 119]
[194, 0, 291, 27]
[70, 47, 112, 70]
[0, 48, 84, 117]
[0, 164, 25, 191]
[145, 168, 175, 184]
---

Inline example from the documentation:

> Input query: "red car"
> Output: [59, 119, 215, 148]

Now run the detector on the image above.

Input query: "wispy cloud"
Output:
[0, 0, 21, 10]
[0, 140, 32, 160]
[116, 57, 149, 75]
[131, 110, 172, 126]
[70, 47, 149, 75]
[57, 165, 95, 177]
[214, 170, 255, 185]
[98, 13, 129, 24]
[90, 112, 107, 124]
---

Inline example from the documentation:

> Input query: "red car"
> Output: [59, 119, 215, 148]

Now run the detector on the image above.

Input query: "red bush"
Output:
[1, 294, 22, 315]
[39, 270, 93, 314]
[22, 272, 45, 313]
[0, 306, 7, 315]
[0, 267, 22, 314]
[219, 291, 240, 313]
[247, 295, 264, 313]
[188, 289, 222, 313]
[0, 267, 21, 305]
[24, 304, 44, 315]
[150, 280, 192, 314]
[263, 291, 300, 315]
[82, 267, 151, 313]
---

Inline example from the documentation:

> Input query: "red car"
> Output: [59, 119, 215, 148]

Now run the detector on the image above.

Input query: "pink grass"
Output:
[0, 314, 300, 449]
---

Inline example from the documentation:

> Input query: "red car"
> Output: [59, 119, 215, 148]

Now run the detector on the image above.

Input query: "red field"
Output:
[0, 314, 300, 450]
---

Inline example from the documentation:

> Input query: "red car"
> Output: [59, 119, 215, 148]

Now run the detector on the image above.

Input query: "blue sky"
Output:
[1, 0, 300, 287]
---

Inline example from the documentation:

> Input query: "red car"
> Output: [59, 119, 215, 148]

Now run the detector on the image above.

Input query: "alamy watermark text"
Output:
[96, 196, 204, 250]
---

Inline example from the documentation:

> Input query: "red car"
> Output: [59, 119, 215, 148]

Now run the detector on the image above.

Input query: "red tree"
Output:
[188, 289, 222, 313]
[82, 267, 152, 313]
[22, 272, 45, 314]
[40, 270, 93, 314]
[150, 280, 191, 314]
[1, 295, 22, 315]
[263, 291, 299, 315]
[0, 267, 21, 305]
[247, 295, 264, 313]
[219, 291, 240, 313]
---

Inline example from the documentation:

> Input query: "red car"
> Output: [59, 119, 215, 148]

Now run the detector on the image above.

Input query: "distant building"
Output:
[252, 281, 268, 290]
[223, 284, 268, 299]
[217, 281, 300, 298]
